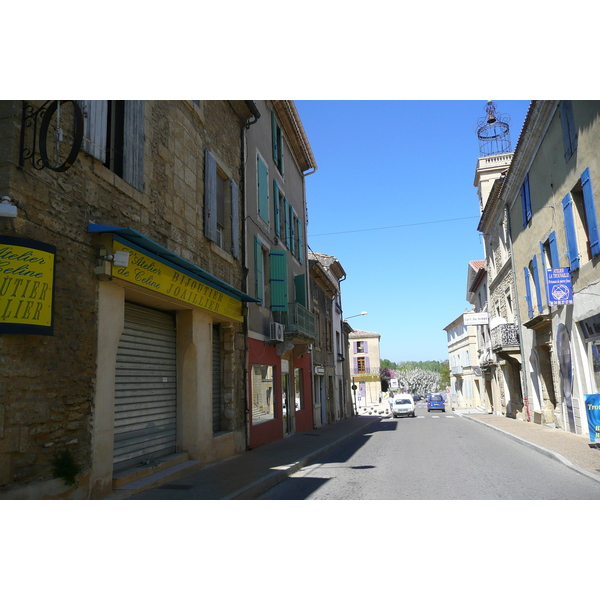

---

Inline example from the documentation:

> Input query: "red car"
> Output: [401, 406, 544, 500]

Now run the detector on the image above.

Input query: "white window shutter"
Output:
[79, 100, 108, 162]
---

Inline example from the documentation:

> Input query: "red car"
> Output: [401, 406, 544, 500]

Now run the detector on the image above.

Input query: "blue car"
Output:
[427, 394, 445, 412]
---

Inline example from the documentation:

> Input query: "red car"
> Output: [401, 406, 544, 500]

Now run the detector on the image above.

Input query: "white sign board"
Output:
[390, 378, 398, 389]
[464, 312, 489, 325]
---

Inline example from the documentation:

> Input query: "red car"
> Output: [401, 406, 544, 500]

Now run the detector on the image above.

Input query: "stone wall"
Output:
[0, 100, 248, 496]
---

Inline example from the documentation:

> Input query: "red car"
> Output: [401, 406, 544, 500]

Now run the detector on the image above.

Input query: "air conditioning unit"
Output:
[269, 322, 284, 342]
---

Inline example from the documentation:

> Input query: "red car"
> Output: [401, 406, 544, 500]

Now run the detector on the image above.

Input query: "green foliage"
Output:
[381, 360, 446, 373]
[51, 447, 80, 487]
[439, 360, 450, 388]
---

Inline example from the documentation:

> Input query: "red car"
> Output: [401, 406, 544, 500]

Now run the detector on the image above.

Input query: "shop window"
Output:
[294, 368, 304, 410]
[251, 364, 276, 425]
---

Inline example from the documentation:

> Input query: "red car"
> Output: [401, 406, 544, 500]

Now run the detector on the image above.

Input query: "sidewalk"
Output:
[110, 407, 600, 500]
[455, 409, 600, 484]
[112, 416, 381, 500]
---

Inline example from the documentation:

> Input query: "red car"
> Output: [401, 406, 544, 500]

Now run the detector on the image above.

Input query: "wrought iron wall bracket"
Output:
[19, 100, 84, 172]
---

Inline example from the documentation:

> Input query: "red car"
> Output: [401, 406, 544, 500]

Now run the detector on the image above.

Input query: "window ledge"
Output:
[210, 242, 234, 264]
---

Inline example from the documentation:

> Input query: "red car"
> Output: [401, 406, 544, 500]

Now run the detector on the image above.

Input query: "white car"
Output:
[391, 394, 416, 418]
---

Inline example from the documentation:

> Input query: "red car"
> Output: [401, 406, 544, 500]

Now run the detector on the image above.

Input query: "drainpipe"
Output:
[506, 202, 530, 420]
[242, 102, 260, 449]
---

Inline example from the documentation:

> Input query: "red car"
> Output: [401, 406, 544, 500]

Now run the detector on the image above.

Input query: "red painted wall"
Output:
[248, 339, 313, 448]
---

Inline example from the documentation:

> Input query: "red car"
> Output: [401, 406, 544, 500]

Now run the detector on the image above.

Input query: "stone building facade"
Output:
[348, 329, 381, 408]
[0, 100, 256, 498]
[503, 101, 600, 437]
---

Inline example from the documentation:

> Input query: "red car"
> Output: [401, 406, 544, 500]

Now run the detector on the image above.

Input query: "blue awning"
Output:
[88, 223, 258, 303]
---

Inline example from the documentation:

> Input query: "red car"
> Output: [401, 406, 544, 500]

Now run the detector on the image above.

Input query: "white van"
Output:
[391, 393, 416, 418]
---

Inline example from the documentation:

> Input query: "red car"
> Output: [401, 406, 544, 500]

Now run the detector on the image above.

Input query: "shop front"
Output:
[87, 225, 255, 497]
[248, 337, 312, 448]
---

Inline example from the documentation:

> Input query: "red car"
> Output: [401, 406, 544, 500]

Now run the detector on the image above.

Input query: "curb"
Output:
[460, 414, 600, 486]
[225, 417, 381, 500]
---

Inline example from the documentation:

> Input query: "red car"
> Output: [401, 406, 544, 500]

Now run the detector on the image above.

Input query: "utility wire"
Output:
[308, 215, 479, 237]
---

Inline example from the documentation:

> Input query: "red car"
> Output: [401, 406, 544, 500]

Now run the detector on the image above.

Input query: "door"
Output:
[113, 303, 177, 470]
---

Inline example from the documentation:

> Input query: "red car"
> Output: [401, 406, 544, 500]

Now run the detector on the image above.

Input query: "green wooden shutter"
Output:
[254, 236, 263, 304]
[297, 218, 304, 264]
[269, 250, 288, 311]
[284, 197, 290, 247]
[257, 155, 269, 224]
[273, 179, 281, 237]
[271, 111, 278, 166]
[294, 274, 306, 307]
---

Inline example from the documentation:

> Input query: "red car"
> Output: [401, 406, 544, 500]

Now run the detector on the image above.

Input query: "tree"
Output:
[439, 360, 450, 389]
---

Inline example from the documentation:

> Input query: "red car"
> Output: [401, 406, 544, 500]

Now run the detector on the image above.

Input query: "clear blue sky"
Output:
[295, 100, 531, 364]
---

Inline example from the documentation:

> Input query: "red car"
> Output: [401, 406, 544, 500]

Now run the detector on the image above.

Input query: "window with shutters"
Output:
[521, 173, 532, 229]
[272, 111, 284, 175]
[257, 154, 269, 225]
[204, 150, 240, 259]
[357, 356, 366, 373]
[269, 250, 288, 312]
[254, 236, 269, 307]
[356, 341, 365, 353]
[562, 168, 600, 270]
[559, 101, 578, 162]
[80, 100, 145, 192]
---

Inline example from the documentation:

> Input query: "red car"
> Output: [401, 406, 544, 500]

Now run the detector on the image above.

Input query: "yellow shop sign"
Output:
[112, 241, 243, 322]
[0, 236, 56, 335]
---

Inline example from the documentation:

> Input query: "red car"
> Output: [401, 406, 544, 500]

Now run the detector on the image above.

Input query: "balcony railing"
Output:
[351, 367, 382, 377]
[451, 365, 463, 376]
[274, 302, 316, 340]
[491, 323, 519, 351]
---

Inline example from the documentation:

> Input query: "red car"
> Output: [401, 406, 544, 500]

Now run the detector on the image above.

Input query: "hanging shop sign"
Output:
[547, 268, 573, 305]
[111, 240, 243, 322]
[464, 312, 489, 325]
[0, 236, 56, 335]
[584, 395, 600, 444]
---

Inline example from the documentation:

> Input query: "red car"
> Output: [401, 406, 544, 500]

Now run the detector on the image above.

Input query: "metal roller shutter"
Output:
[113, 303, 177, 470]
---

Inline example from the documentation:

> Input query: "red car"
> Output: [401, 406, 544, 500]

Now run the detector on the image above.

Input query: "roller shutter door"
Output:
[113, 303, 177, 470]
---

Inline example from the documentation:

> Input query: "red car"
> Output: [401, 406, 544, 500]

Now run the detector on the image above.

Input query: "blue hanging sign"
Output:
[546, 268, 573, 305]
[584, 394, 600, 444]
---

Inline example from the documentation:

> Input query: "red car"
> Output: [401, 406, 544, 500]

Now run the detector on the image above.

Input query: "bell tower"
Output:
[473, 101, 514, 214]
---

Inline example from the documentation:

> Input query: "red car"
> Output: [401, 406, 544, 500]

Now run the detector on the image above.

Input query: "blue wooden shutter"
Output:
[521, 173, 532, 228]
[559, 101, 577, 161]
[548, 231, 560, 267]
[269, 250, 288, 311]
[123, 101, 145, 192]
[540, 241, 548, 305]
[364, 340, 369, 353]
[354, 357, 358, 372]
[230, 180, 240, 259]
[524, 267, 534, 319]
[532, 255, 543, 313]
[273, 180, 281, 237]
[365, 357, 371, 371]
[581, 167, 600, 257]
[257, 155, 269, 224]
[562, 193, 580, 270]
[204, 149, 218, 242]
[254, 236, 263, 304]
[80, 100, 108, 162]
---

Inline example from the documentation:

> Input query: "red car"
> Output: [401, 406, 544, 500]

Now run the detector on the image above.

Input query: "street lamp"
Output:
[344, 311, 367, 321]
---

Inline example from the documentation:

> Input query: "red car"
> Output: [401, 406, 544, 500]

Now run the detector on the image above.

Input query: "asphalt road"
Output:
[257, 402, 600, 500]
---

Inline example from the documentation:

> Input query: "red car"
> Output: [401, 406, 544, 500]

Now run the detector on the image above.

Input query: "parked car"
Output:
[392, 394, 416, 418]
[427, 394, 445, 412]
